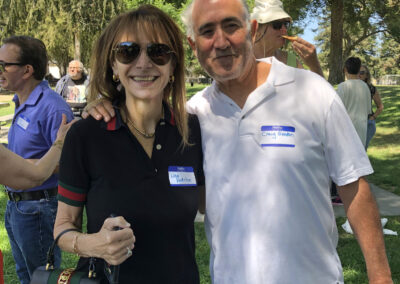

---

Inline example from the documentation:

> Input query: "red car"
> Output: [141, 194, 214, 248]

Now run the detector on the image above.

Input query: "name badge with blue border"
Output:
[260, 125, 295, 148]
[16, 115, 30, 131]
[168, 166, 197, 187]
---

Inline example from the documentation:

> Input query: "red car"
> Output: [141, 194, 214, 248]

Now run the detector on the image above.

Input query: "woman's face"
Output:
[254, 18, 291, 54]
[359, 66, 368, 82]
[112, 31, 175, 102]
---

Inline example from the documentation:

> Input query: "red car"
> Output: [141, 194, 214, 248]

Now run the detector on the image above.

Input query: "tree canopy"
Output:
[0, 0, 398, 82]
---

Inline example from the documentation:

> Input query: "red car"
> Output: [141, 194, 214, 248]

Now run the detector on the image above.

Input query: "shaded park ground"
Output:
[0, 85, 400, 283]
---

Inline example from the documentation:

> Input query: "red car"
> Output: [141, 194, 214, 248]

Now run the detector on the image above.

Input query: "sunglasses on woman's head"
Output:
[359, 71, 366, 75]
[270, 20, 291, 30]
[113, 42, 174, 66]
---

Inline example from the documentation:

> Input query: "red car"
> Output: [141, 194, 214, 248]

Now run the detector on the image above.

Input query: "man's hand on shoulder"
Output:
[82, 99, 115, 122]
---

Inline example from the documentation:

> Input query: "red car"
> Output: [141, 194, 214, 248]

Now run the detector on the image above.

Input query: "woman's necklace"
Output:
[126, 116, 155, 139]
[124, 107, 164, 139]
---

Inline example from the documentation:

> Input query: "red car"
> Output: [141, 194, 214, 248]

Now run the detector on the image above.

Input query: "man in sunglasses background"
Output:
[252, 0, 324, 77]
[0, 35, 73, 284]
[84, 0, 392, 282]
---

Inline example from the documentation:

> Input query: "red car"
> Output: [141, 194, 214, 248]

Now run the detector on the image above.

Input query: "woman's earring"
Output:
[112, 74, 120, 82]
[169, 75, 174, 83]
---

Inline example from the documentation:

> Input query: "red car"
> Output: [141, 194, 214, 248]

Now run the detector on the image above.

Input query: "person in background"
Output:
[337, 57, 371, 148]
[54, 5, 204, 283]
[0, 114, 74, 189]
[251, 0, 324, 77]
[55, 60, 89, 101]
[359, 64, 384, 149]
[55, 60, 89, 117]
[0, 35, 74, 284]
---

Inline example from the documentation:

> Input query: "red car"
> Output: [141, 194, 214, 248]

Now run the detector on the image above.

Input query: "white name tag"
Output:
[168, 166, 197, 187]
[260, 125, 295, 147]
[16, 115, 30, 130]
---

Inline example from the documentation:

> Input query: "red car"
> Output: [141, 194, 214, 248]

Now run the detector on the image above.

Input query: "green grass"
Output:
[367, 86, 400, 195]
[1, 85, 399, 283]
[0, 95, 14, 117]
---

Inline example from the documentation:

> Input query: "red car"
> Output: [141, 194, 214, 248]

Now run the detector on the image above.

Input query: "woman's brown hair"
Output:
[88, 5, 189, 145]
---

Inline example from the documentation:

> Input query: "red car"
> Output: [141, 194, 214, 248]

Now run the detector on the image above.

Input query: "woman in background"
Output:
[0, 114, 73, 189]
[251, 0, 324, 77]
[359, 64, 384, 149]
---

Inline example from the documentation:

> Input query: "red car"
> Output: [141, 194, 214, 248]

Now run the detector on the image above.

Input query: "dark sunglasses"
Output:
[0, 62, 25, 73]
[270, 20, 291, 30]
[359, 71, 366, 75]
[113, 42, 174, 66]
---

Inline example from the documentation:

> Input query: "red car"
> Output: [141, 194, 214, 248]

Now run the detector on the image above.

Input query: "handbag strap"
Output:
[46, 228, 81, 270]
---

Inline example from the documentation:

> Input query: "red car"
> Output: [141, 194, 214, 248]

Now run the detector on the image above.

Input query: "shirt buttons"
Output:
[155, 168, 158, 173]
[156, 144, 162, 150]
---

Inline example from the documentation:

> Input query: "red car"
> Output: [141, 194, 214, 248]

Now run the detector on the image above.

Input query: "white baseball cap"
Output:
[251, 0, 292, 24]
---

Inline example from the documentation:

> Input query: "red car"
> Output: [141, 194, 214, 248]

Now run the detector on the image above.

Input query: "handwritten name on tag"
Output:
[260, 125, 295, 148]
[168, 166, 197, 187]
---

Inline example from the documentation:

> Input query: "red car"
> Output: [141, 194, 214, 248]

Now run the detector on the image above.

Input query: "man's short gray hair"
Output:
[181, 0, 251, 40]
[69, 60, 84, 69]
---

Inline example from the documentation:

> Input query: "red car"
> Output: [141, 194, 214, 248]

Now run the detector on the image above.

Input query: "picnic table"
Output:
[0, 102, 10, 108]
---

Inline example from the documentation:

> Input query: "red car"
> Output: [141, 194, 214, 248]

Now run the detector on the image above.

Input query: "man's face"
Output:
[0, 44, 26, 92]
[68, 61, 83, 80]
[188, 0, 255, 82]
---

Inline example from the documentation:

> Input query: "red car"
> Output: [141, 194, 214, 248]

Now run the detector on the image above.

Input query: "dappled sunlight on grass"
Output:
[367, 86, 400, 195]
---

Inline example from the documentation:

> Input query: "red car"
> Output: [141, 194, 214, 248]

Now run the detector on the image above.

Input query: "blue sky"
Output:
[299, 15, 319, 44]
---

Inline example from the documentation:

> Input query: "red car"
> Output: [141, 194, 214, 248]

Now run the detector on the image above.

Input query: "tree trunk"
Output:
[328, 0, 344, 85]
[74, 32, 81, 60]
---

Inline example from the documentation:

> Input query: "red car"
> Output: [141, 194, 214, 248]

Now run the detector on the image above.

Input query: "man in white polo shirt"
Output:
[84, 0, 392, 283]
[182, 0, 392, 283]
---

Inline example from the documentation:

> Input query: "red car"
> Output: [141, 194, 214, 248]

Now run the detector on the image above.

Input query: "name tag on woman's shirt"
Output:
[168, 166, 197, 187]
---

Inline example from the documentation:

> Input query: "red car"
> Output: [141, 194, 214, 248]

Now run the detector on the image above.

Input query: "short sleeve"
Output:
[57, 124, 90, 207]
[323, 96, 373, 186]
[188, 114, 205, 187]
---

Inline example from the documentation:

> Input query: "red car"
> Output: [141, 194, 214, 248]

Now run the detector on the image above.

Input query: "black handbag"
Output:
[30, 228, 100, 284]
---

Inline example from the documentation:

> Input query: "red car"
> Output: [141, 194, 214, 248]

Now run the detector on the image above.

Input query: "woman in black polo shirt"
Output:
[53, 5, 204, 284]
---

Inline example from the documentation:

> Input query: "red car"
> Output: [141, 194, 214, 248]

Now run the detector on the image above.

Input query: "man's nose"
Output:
[213, 28, 230, 49]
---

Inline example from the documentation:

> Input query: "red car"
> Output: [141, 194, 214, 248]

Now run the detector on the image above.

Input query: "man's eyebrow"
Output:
[197, 17, 243, 33]
[221, 17, 243, 25]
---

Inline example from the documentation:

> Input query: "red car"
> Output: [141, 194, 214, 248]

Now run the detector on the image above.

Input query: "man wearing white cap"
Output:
[252, 0, 324, 77]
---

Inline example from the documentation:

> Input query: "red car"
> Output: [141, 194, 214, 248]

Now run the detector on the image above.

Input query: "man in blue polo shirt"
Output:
[0, 36, 73, 284]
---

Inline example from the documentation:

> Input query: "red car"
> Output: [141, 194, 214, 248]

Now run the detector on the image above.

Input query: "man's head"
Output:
[68, 60, 84, 80]
[1, 36, 47, 81]
[182, 0, 257, 83]
[344, 57, 361, 75]
[0, 36, 47, 92]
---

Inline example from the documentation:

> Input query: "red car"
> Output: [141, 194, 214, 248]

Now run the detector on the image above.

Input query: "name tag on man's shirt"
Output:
[260, 125, 295, 147]
[168, 166, 197, 187]
[16, 115, 30, 130]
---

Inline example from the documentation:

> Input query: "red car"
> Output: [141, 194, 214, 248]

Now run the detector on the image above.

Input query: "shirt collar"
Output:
[13, 80, 49, 109]
[102, 100, 176, 131]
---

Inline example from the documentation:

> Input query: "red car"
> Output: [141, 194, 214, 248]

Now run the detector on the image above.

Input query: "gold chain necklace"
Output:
[124, 107, 164, 139]
[126, 116, 155, 139]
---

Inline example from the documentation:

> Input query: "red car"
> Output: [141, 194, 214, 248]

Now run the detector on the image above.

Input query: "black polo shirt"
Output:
[58, 104, 204, 284]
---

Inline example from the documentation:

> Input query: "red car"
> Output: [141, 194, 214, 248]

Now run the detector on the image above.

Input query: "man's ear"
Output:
[251, 20, 258, 44]
[187, 37, 197, 57]
[22, 65, 34, 79]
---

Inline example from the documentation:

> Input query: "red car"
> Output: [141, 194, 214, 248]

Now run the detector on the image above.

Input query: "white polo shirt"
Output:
[187, 57, 373, 284]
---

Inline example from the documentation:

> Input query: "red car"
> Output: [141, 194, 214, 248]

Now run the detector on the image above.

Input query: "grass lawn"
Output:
[0, 85, 399, 283]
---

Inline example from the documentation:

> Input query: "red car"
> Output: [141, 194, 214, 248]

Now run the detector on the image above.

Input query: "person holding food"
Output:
[251, 0, 324, 77]
[53, 5, 205, 283]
